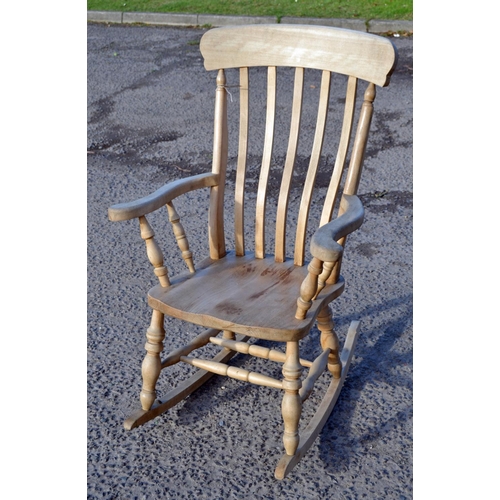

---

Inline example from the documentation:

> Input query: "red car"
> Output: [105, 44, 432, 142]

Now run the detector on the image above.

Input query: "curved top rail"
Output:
[200, 25, 397, 87]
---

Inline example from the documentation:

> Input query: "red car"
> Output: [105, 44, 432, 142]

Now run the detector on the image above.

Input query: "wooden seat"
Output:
[148, 252, 345, 341]
[108, 24, 397, 479]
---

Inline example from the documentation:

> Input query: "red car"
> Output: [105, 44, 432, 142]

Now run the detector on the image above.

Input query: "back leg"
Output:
[317, 305, 342, 379]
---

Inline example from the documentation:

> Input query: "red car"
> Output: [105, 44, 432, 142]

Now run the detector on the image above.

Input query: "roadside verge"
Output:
[87, 11, 413, 34]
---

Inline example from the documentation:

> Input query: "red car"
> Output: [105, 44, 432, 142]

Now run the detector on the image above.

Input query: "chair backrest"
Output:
[200, 25, 397, 266]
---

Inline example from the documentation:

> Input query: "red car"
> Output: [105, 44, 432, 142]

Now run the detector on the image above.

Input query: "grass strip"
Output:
[88, 0, 412, 21]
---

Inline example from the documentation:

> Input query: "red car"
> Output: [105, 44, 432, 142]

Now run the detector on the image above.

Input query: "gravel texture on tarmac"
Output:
[88, 23, 413, 499]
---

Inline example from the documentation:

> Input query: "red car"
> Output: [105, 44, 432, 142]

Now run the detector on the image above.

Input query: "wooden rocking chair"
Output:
[108, 25, 397, 479]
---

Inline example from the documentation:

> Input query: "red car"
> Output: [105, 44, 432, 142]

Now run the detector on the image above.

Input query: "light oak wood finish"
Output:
[108, 24, 396, 479]
[299, 347, 331, 403]
[140, 309, 166, 411]
[108, 172, 218, 222]
[317, 305, 342, 378]
[148, 252, 345, 341]
[209, 69, 229, 260]
[161, 327, 219, 368]
[275, 66, 304, 263]
[234, 67, 249, 256]
[320, 76, 358, 226]
[281, 341, 303, 456]
[124, 331, 250, 430]
[209, 336, 313, 368]
[200, 25, 396, 87]
[139, 216, 170, 288]
[180, 355, 284, 389]
[255, 66, 277, 259]
[275, 320, 361, 479]
[294, 70, 331, 267]
[166, 201, 195, 273]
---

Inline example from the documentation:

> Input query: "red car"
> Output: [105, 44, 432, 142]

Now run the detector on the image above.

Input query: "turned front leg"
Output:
[317, 305, 341, 379]
[140, 309, 165, 411]
[281, 341, 303, 456]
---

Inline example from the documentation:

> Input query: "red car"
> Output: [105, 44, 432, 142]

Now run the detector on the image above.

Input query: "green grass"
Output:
[87, 0, 412, 21]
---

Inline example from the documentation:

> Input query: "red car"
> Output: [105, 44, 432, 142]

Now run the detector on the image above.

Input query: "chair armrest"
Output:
[310, 194, 365, 262]
[108, 172, 219, 222]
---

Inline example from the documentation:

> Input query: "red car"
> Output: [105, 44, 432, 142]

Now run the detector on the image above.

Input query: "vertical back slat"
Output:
[235, 67, 249, 256]
[275, 67, 304, 263]
[320, 75, 358, 226]
[255, 66, 277, 259]
[294, 70, 331, 266]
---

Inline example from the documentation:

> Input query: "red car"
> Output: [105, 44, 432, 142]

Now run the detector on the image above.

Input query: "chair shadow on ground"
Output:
[167, 292, 412, 475]
[318, 292, 413, 475]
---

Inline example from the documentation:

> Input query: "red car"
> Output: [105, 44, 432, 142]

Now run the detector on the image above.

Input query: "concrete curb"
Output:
[87, 11, 413, 34]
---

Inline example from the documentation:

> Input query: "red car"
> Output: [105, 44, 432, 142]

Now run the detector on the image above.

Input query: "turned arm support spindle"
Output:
[139, 215, 171, 287]
[314, 261, 335, 299]
[166, 201, 195, 273]
[295, 257, 323, 320]
[295, 194, 365, 319]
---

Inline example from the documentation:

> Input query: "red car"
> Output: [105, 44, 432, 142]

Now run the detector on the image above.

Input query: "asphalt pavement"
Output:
[87, 22, 412, 499]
